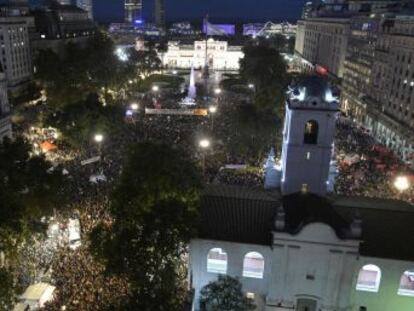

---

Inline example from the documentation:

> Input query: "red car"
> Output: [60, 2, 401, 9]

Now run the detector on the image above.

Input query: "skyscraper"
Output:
[154, 0, 165, 28]
[125, 0, 142, 23]
[76, 0, 93, 20]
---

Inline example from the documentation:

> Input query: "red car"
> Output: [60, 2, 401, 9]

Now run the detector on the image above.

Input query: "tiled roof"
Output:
[198, 185, 414, 261]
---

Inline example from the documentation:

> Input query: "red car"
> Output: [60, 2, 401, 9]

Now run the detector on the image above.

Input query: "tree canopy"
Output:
[35, 31, 136, 108]
[90, 142, 202, 311]
[199, 275, 256, 311]
[44, 94, 125, 148]
[240, 45, 289, 113]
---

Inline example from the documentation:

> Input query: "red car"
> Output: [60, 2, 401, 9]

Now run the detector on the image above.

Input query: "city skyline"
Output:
[94, 0, 305, 23]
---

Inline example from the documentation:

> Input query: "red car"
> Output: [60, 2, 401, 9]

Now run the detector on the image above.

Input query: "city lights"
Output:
[394, 176, 410, 192]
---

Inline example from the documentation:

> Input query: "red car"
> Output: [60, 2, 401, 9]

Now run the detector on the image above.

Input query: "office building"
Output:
[76, 0, 93, 20]
[0, 67, 11, 140]
[125, 0, 142, 23]
[0, 11, 33, 96]
[31, 4, 96, 56]
[154, 0, 165, 28]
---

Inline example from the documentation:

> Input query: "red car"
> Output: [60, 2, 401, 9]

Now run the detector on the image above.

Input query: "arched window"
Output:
[243, 252, 264, 279]
[398, 270, 414, 296]
[304, 120, 319, 144]
[207, 248, 227, 274]
[356, 264, 381, 292]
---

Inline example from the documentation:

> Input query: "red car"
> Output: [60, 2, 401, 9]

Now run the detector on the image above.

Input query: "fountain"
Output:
[180, 66, 197, 106]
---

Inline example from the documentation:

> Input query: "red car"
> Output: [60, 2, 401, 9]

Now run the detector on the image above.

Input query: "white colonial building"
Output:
[159, 39, 243, 70]
[189, 77, 414, 311]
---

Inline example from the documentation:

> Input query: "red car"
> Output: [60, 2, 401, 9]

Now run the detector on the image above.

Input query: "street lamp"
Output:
[394, 176, 410, 193]
[94, 133, 104, 157]
[94, 134, 104, 143]
[152, 85, 159, 92]
[199, 139, 210, 177]
[131, 103, 139, 111]
[209, 106, 217, 130]
[248, 83, 255, 89]
[214, 88, 222, 95]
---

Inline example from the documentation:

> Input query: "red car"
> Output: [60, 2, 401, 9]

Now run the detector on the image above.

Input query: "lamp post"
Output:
[94, 133, 104, 158]
[199, 139, 210, 177]
[394, 176, 410, 198]
[209, 106, 217, 130]
[214, 88, 222, 104]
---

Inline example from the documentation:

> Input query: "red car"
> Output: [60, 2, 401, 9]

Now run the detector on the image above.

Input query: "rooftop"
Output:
[198, 185, 414, 262]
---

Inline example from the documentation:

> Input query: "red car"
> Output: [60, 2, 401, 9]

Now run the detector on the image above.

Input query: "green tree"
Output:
[35, 30, 135, 108]
[45, 94, 124, 148]
[199, 275, 256, 311]
[128, 48, 161, 79]
[219, 104, 279, 162]
[90, 142, 202, 311]
[240, 45, 289, 113]
[0, 268, 15, 311]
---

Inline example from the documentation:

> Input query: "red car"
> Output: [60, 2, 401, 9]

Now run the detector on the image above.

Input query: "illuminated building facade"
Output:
[160, 39, 243, 70]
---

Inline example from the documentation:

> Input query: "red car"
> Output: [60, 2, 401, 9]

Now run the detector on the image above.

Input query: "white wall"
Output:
[190, 223, 360, 311]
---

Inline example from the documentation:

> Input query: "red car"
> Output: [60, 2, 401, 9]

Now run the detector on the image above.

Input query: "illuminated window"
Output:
[398, 271, 414, 296]
[243, 252, 264, 279]
[356, 264, 381, 292]
[306, 152, 311, 160]
[207, 248, 227, 274]
[304, 120, 319, 144]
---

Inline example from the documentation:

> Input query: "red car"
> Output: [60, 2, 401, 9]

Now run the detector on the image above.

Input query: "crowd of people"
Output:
[10, 74, 414, 310]
[334, 117, 413, 204]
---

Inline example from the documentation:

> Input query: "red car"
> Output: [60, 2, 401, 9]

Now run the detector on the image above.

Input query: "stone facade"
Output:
[160, 39, 243, 70]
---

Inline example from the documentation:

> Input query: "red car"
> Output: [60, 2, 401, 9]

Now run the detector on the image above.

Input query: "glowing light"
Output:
[394, 176, 410, 192]
[325, 90, 337, 103]
[248, 84, 255, 89]
[94, 134, 104, 143]
[131, 103, 139, 110]
[214, 88, 222, 95]
[152, 85, 159, 92]
[209, 106, 217, 113]
[199, 139, 210, 148]
[115, 48, 128, 62]
[172, 70, 178, 75]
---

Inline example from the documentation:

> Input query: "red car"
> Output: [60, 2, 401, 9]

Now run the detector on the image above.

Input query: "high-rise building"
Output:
[0, 10, 33, 96]
[125, 0, 142, 23]
[342, 12, 414, 162]
[154, 0, 165, 28]
[76, 0, 93, 20]
[297, 17, 350, 78]
[0, 67, 11, 140]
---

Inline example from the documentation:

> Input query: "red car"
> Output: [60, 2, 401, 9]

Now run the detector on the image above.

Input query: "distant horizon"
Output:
[93, 0, 305, 24]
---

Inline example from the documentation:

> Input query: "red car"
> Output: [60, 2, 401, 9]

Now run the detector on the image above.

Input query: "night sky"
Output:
[31, 0, 305, 24]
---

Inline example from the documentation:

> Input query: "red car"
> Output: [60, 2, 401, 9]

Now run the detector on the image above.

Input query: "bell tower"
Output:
[280, 76, 339, 196]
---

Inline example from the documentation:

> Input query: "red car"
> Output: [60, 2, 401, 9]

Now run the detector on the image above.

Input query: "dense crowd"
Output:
[334, 116, 413, 204]
[11, 77, 413, 310]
